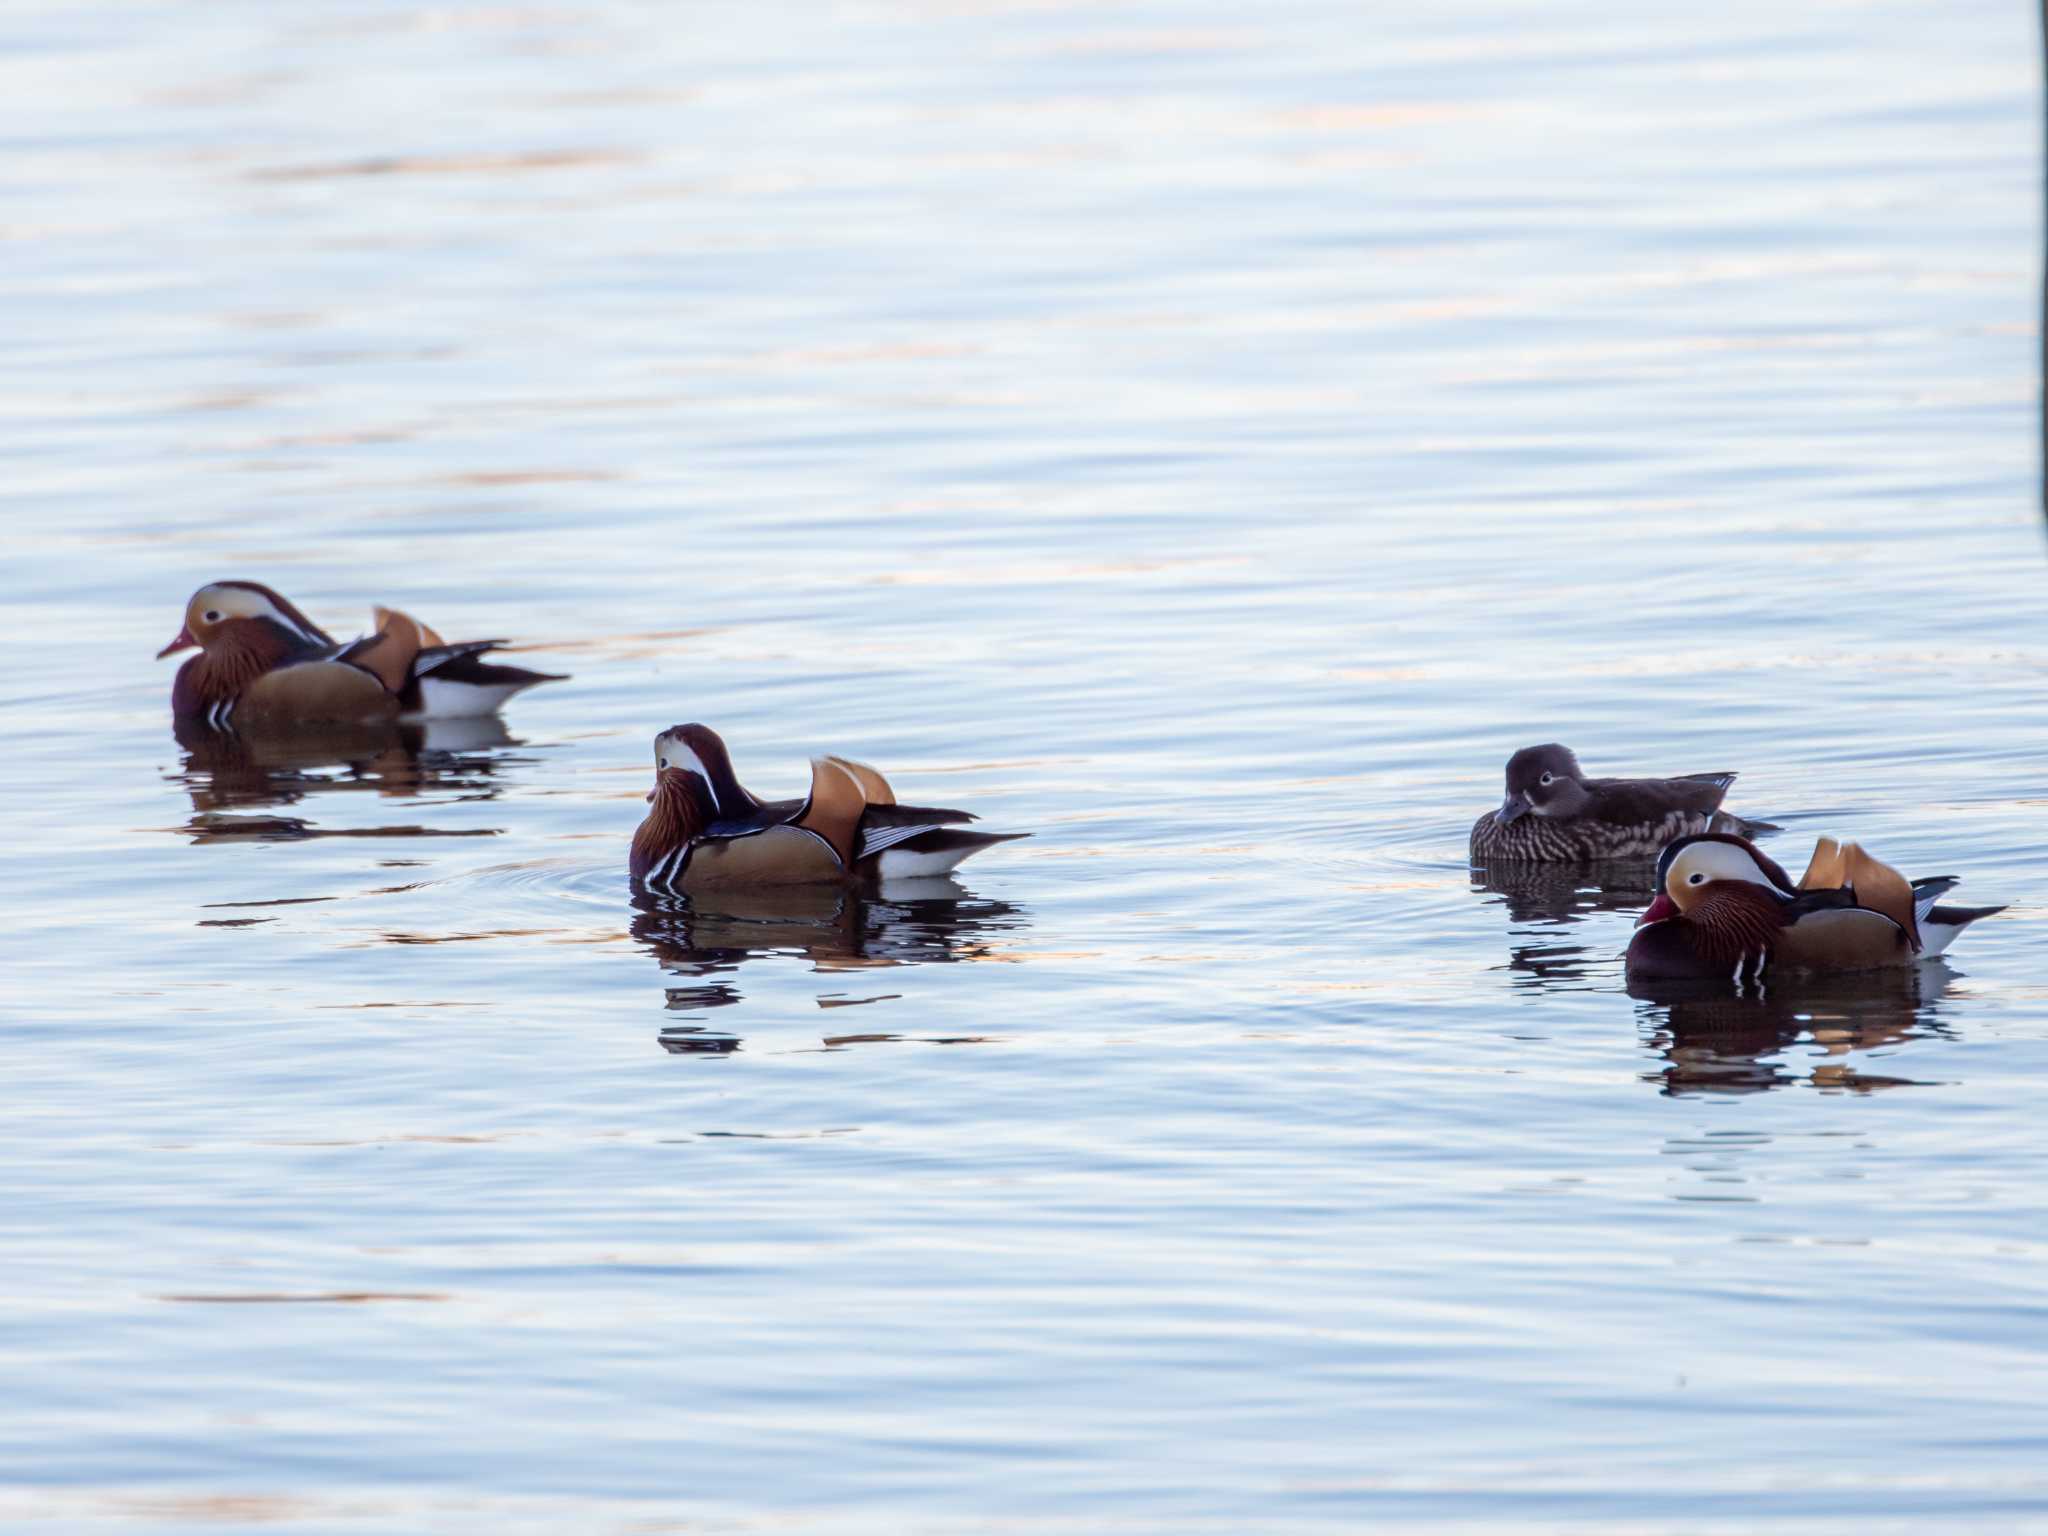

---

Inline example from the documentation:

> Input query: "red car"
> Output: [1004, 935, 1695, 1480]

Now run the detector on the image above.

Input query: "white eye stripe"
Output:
[658, 739, 720, 811]
[198, 590, 315, 637]
[1670, 842, 1776, 893]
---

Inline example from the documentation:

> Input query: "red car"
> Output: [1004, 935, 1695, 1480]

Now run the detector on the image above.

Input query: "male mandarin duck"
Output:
[631, 723, 1026, 892]
[1625, 832, 2003, 986]
[158, 580, 563, 725]
[1470, 743, 1777, 863]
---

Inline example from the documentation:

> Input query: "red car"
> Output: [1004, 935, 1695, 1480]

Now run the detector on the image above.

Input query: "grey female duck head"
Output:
[1495, 743, 1593, 824]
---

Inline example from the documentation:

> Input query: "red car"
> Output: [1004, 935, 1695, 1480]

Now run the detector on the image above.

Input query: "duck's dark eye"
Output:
[203, 610, 221, 623]
[1539, 772, 1555, 787]
[1689, 873, 1704, 885]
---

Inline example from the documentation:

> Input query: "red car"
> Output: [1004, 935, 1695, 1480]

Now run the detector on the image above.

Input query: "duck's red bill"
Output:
[1636, 893, 1678, 927]
[156, 626, 196, 659]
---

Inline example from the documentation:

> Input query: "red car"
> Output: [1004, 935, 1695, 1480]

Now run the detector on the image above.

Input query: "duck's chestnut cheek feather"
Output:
[157, 626, 197, 659]
[1637, 892, 1679, 927]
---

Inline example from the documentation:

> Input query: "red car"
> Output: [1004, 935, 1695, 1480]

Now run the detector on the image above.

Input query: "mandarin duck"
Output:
[1625, 833, 2003, 986]
[159, 581, 563, 725]
[1470, 743, 1778, 864]
[631, 723, 1027, 892]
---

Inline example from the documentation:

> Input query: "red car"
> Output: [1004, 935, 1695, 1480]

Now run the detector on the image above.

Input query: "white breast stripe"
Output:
[646, 843, 686, 891]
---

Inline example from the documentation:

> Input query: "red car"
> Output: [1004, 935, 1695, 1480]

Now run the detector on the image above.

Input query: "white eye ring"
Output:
[1539, 772, 1555, 786]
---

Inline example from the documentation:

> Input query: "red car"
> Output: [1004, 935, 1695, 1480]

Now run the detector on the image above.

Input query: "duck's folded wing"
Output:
[400, 641, 566, 718]
[857, 802, 980, 860]
[1910, 876, 1961, 932]
[798, 757, 868, 868]
[410, 638, 504, 675]
[1801, 838, 1921, 948]
[1791, 849, 1936, 953]
[847, 806, 974, 868]
[1590, 774, 1735, 823]
[1782, 886, 1859, 920]
[824, 755, 896, 806]
[374, 605, 446, 648]
[1675, 772, 1737, 794]
[1800, 836, 1847, 892]
[335, 610, 426, 692]
[336, 612, 480, 692]
[704, 797, 806, 841]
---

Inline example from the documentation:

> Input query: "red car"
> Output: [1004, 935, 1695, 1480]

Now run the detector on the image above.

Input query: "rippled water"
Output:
[4, 0, 2047, 1530]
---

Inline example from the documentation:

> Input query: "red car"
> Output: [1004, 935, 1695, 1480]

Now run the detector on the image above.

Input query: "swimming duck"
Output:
[158, 580, 563, 725]
[631, 723, 1027, 891]
[1470, 743, 1776, 863]
[1625, 832, 2003, 986]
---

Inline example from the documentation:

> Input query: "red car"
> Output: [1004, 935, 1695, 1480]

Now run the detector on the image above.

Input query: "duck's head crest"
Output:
[158, 580, 330, 658]
[1639, 832, 1796, 926]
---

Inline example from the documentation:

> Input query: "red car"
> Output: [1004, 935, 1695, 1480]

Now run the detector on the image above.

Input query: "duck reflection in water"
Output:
[1471, 860, 1659, 988]
[631, 879, 1029, 1055]
[1631, 964, 1957, 1097]
[169, 715, 524, 843]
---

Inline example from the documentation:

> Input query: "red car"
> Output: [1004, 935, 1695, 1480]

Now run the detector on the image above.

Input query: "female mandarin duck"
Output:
[1470, 743, 1777, 863]
[1626, 832, 2003, 986]
[631, 723, 1026, 892]
[159, 581, 563, 725]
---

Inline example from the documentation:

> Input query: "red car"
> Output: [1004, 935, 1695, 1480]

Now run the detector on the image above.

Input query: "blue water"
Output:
[3, 0, 2046, 1529]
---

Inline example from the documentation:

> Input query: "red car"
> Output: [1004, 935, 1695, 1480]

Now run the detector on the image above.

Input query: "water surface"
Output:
[3, 0, 2046, 1530]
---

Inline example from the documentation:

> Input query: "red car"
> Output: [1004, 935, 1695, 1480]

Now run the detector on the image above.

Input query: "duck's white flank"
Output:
[407, 675, 537, 720]
[874, 845, 983, 879]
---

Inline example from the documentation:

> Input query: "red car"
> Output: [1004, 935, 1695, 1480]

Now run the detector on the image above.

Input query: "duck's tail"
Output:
[1709, 810, 1781, 838]
[867, 828, 1029, 880]
[405, 643, 566, 718]
[1918, 902, 2005, 958]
